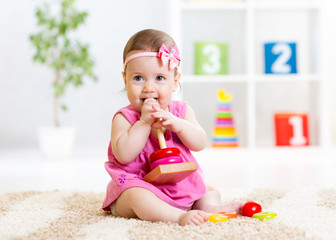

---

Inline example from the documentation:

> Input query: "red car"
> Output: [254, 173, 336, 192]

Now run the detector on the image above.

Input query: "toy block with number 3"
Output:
[194, 41, 228, 75]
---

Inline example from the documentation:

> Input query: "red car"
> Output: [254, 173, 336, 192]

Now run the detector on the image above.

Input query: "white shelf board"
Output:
[181, 74, 321, 83]
[254, 74, 321, 82]
[182, 74, 248, 83]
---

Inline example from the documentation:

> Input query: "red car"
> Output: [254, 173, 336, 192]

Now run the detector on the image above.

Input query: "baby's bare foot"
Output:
[178, 210, 209, 226]
[203, 201, 244, 214]
[221, 201, 244, 213]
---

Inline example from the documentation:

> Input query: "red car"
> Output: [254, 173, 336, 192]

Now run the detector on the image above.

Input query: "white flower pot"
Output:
[38, 127, 75, 158]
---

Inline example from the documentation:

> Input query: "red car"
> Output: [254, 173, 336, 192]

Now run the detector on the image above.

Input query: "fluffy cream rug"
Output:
[1, 188, 336, 240]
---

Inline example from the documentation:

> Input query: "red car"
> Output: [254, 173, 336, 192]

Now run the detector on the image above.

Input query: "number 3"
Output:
[202, 44, 221, 74]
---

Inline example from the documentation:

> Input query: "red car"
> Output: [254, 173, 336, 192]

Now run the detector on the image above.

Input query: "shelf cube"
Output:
[264, 42, 297, 74]
[194, 41, 228, 75]
[274, 113, 309, 146]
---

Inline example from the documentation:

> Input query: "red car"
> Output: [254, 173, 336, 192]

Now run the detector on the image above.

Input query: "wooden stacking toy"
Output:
[143, 127, 197, 185]
[212, 89, 238, 147]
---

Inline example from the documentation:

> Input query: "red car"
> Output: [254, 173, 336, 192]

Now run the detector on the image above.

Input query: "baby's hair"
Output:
[123, 29, 178, 63]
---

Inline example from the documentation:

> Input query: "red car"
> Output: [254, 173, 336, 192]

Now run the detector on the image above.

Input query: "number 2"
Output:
[271, 43, 292, 73]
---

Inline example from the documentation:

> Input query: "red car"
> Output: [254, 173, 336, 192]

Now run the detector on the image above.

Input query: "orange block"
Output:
[274, 113, 309, 146]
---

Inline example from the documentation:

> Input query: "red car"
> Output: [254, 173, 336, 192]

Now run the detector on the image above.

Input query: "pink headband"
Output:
[123, 44, 181, 71]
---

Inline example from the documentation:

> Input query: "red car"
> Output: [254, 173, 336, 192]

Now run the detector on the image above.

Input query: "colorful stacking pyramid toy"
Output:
[212, 89, 238, 147]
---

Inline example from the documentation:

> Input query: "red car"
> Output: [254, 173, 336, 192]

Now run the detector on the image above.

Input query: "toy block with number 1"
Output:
[274, 113, 309, 146]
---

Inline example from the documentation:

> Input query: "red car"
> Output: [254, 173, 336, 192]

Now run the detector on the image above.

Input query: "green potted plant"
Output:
[30, 0, 97, 157]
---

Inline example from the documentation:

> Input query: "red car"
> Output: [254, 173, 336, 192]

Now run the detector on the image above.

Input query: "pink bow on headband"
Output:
[158, 44, 181, 70]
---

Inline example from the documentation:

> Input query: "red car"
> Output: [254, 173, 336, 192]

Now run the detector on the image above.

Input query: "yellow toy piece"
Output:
[208, 213, 229, 223]
[217, 88, 232, 102]
[252, 211, 277, 221]
[213, 128, 236, 136]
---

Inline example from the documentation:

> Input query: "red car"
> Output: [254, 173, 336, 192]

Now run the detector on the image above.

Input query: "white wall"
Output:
[0, 0, 172, 149]
[0, 0, 335, 150]
[325, 0, 336, 145]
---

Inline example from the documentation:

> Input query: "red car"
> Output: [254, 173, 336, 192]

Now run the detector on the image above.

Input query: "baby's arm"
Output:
[111, 99, 158, 164]
[151, 104, 207, 151]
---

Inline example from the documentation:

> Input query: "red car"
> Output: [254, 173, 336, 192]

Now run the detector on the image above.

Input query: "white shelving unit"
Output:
[171, 0, 330, 150]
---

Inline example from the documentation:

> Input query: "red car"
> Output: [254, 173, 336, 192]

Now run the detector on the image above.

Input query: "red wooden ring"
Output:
[149, 147, 181, 163]
[150, 156, 183, 170]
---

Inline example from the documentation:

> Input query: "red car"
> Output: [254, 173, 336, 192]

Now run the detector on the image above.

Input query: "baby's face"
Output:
[123, 52, 180, 112]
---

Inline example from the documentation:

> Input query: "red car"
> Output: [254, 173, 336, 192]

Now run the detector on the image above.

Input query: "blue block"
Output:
[264, 42, 297, 74]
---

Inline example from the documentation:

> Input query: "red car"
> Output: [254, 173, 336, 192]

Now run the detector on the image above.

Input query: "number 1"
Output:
[289, 116, 307, 146]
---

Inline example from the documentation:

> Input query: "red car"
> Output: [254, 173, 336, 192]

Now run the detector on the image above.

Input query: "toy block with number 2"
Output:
[264, 42, 297, 74]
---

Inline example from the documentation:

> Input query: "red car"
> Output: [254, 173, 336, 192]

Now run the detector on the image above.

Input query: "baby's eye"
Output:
[156, 76, 165, 81]
[134, 76, 143, 81]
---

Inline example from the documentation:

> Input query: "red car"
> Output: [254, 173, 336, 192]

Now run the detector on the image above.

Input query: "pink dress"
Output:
[102, 100, 206, 211]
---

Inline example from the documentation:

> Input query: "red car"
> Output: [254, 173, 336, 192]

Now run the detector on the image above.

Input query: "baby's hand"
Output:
[151, 105, 182, 133]
[140, 98, 159, 125]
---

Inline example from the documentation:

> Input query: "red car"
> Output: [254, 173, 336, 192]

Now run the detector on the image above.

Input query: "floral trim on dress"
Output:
[118, 174, 141, 184]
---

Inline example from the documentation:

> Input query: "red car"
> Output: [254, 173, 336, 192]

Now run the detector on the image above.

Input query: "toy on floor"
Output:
[217, 211, 237, 219]
[143, 126, 197, 185]
[241, 201, 262, 217]
[208, 201, 276, 223]
[207, 212, 237, 223]
[208, 213, 229, 223]
[252, 211, 277, 221]
[242, 201, 277, 221]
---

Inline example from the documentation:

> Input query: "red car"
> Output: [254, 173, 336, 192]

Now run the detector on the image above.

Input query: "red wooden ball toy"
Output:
[241, 201, 262, 217]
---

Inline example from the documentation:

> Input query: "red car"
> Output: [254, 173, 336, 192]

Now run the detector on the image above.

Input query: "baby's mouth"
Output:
[141, 98, 158, 102]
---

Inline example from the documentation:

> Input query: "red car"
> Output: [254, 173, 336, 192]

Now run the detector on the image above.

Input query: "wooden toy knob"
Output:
[149, 147, 181, 163]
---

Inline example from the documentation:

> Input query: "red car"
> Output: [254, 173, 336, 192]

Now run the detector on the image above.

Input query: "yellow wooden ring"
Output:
[208, 213, 228, 223]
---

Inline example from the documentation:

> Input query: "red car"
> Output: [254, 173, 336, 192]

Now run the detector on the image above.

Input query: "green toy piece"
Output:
[252, 211, 277, 221]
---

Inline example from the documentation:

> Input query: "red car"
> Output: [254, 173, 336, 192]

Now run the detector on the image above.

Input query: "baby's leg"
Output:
[192, 186, 243, 213]
[114, 187, 208, 226]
